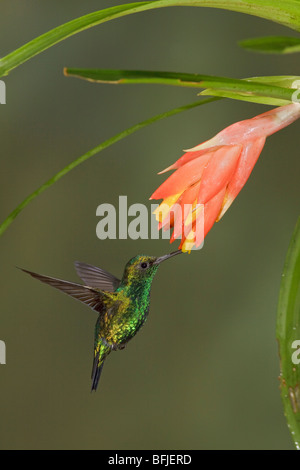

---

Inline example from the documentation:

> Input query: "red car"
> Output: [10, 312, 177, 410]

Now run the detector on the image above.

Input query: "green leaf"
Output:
[64, 68, 300, 106]
[201, 75, 300, 105]
[276, 217, 300, 449]
[1, 1, 300, 77]
[0, 97, 218, 237]
[246, 75, 300, 87]
[239, 36, 300, 54]
[199, 89, 290, 106]
[64, 68, 215, 87]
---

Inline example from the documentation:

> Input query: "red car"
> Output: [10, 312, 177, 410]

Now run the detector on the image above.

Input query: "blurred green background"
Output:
[0, 0, 299, 450]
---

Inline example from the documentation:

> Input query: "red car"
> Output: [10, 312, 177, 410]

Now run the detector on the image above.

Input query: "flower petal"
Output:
[197, 145, 242, 204]
[180, 187, 226, 251]
[179, 204, 204, 252]
[153, 193, 182, 224]
[217, 136, 266, 220]
[159, 146, 222, 174]
[188, 103, 300, 151]
[172, 183, 201, 239]
[150, 152, 211, 200]
[202, 187, 227, 240]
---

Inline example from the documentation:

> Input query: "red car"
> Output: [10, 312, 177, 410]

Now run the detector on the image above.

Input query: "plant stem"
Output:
[0, 97, 218, 237]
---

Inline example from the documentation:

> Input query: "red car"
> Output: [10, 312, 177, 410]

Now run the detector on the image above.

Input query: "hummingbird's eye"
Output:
[140, 262, 149, 269]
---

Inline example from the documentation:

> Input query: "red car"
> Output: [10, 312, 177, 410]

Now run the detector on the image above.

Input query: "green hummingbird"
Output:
[20, 250, 182, 391]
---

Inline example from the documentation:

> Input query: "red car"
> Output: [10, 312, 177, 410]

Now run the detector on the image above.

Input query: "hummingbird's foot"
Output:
[111, 343, 126, 351]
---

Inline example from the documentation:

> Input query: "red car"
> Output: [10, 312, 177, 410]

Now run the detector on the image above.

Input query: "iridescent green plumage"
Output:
[20, 251, 181, 391]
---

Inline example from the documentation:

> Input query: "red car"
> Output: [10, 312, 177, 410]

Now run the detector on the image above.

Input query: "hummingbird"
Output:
[19, 250, 182, 391]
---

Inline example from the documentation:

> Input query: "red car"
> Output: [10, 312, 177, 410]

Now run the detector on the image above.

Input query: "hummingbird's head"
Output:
[121, 251, 182, 286]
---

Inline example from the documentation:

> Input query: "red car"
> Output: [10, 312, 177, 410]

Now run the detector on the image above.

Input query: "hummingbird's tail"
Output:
[91, 344, 110, 392]
[91, 354, 104, 392]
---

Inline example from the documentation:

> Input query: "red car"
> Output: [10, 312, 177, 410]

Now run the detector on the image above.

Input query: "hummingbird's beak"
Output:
[153, 250, 182, 265]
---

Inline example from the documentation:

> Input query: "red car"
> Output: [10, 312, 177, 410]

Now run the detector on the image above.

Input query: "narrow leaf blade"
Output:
[2, 1, 300, 76]
[199, 88, 290, 106]
[239, 36, 300, 54]
[276, 217, 300, 449]
[64, 68, 299, 105]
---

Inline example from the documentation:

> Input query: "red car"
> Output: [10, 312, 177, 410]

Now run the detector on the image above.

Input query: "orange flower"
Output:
[150, 103, 300, 252]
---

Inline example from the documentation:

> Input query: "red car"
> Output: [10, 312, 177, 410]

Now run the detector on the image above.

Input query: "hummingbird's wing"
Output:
[20, 268, 110, 313]
[74, 261, 120, 292]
